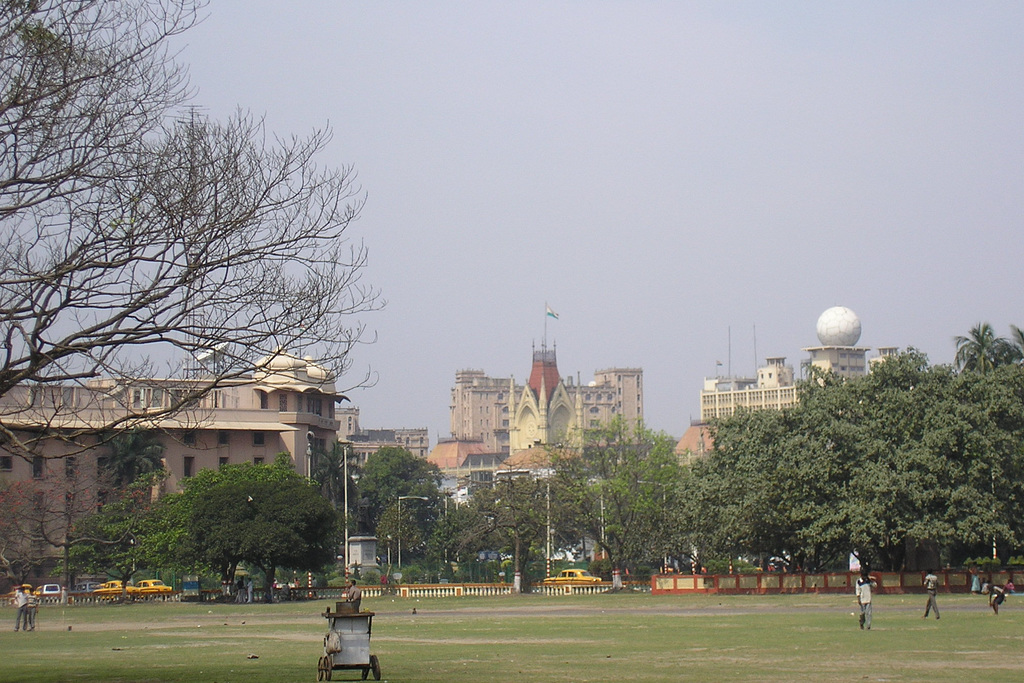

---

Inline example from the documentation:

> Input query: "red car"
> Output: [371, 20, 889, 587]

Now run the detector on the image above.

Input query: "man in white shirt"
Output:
[856, 570, 876, 630]
[12, 586, 29, 632]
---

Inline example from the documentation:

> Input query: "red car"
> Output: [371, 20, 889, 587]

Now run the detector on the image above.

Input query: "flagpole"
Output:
[544, 302, 547, 348]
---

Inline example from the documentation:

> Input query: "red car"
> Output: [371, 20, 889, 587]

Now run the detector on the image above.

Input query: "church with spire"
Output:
[507, 343, 584, 451]
[447, 345, 643, 455]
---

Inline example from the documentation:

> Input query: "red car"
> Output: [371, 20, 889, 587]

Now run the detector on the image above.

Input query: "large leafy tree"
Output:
[187, 476, 338, 601]
[553, 418, 681, 587]
[689, 350, 1024, 571]
[357, 446, 442, 532]
[148, 454, 339, 598]
[469, 475, 548, 590]
[68, 477, 160, 600]
[0, 0, 380, 464]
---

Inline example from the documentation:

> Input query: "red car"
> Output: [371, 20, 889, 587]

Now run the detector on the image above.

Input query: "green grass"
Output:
[2, 592, 1022, 681]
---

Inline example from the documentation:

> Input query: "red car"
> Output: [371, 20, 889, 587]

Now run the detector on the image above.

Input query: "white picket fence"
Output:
[10, 581, 630, 607]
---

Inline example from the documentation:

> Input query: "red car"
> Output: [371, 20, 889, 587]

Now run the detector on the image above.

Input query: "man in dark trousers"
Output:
[856, 570, 876, 630]
[923, 569, 940, 619]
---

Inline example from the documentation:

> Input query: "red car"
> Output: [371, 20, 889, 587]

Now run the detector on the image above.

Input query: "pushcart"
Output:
[317, 602, 381, 681]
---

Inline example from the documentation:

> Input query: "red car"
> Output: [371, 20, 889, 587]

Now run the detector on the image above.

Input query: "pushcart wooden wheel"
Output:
[370, 654, 381, 681]
[317, 655, 327, 681]
[361, 665, 370, 680]
[324, 656, 333, 681]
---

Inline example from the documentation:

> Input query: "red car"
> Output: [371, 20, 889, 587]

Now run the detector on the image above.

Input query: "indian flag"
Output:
[545, 305, 559, 320]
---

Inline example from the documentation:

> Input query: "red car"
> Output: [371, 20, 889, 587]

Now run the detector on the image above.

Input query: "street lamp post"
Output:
[397, 495, 428, 570]
[342, 443, 352, 576]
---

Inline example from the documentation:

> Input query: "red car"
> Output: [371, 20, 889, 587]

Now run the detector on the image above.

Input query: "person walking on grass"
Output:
[25, 590, 38, 631]
[12, 586, 29, 631]
[988, 583, 1007, 614]
[856, 570, 876, 630]
[923, 569, 940, 620]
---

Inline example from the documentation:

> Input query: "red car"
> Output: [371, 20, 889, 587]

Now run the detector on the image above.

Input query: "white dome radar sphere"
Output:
[816, 306, 861, 346]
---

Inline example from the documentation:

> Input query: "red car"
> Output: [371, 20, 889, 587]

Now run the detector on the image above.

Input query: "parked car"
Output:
[541, 569, 603, 584]
[136, 579, 173, 595]
[93, 580, 140, 598]
[32, 584, 63, 597]
[72, 582, 100, 593]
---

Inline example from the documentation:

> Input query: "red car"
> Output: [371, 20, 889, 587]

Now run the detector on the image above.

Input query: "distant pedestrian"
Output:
[25, 591, 38, 631]
[988, 583, 1007, 614]
[12, 586, 29, 631]
[246, 578, 254, 603]
[855, 570, 876, 630]
[923, 569, 940, 619]
[970, 566, 981, 594]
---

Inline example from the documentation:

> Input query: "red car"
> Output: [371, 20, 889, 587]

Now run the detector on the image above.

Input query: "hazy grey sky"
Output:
[177, 2, 1024, 440]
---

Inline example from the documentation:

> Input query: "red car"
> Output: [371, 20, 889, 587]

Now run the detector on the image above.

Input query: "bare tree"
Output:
[0, 1, 381, 460]
[1, 0, 197, 215]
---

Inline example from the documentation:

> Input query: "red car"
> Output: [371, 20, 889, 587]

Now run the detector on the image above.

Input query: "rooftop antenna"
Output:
[728, 326, 732, 378]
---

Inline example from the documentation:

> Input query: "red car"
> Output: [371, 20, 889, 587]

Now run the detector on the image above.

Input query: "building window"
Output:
[32, 456, 44, 479]
[218, 456, 229, 468]
[184, 432, 196, 446]
[0, 455, 11, 471]
[184, 456, 194, 478]
[253, 456, 264, 465]
[279, 393, 288, 412]
[253, 432, 265, 447]
[65, 456, 76, 478]
[218, 431, 229, 446]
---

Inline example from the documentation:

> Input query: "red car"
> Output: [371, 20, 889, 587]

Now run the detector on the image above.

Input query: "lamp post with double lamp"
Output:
[397, 495, 428, 570]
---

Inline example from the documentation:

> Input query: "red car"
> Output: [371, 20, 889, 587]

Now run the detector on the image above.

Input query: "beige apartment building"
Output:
[0, 351, 344, 493]
[450, 346, 643, 454]
[337, 405, 429, 462]
[699, 308, 898, 423]
[699, 356, 799, 421]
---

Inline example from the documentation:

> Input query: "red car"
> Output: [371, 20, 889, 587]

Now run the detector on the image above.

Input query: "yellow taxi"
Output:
[136, 579, 173, 595]
[541, 569, 603, 584]
[93, 580, 140, 598]
[4, 584, 33, 600]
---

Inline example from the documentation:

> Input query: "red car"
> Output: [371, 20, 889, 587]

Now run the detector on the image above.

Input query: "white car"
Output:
[33, 584, 63, 597]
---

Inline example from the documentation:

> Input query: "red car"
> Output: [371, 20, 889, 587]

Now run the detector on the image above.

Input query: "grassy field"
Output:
[1, 592, 1022, 682]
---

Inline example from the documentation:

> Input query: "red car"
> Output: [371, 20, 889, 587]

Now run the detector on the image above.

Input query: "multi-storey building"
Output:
[449, 346, 643, 453]
[0, 350, 344, 493]
[700, 356, 798, 421]
[699, 308, 897, 424]
[336, 405, 429, 462]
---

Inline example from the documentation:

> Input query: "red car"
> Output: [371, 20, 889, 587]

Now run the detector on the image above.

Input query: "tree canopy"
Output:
[683, 350, 1024, 571]
[147, 455, 339, 597]
[553, 418, 682, 584]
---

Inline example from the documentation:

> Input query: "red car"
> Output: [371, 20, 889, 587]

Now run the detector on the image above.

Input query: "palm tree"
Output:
[103, 429, 165, 486]
[311, 440, 353, 511]
[1007, 325, 1024, 364]
[953, 323, 1013, 373]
